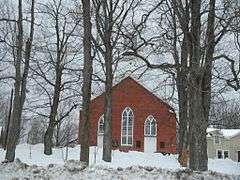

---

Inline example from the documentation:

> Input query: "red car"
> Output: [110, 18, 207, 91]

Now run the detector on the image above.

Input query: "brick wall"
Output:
[79, 77, 177, 154]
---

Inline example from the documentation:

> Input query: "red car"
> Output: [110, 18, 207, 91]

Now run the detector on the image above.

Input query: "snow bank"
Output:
[0, 143, 240, 178]
[0, 144, 181, 170]
[99, 149, 181, 170]
[0, 159, 239, 180]
[208, 159, 240, 175]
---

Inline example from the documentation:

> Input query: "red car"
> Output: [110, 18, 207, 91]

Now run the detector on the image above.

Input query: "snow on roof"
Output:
[222, 129, 240, 138]
[207, 127, 240, 139]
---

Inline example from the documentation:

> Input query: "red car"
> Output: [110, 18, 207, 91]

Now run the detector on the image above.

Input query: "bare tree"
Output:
[30, 0, 82, 155]
[3, 0, 35, 162]
[55, 102, 78, 147]
[122, 0, 239, 171]
[210, 99, 240, 128]
[212, 1, 240, 91]
[92, 0, 139, 162]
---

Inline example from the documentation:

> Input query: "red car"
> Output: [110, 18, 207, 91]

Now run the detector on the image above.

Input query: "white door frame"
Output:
[144, 115, 157, 153]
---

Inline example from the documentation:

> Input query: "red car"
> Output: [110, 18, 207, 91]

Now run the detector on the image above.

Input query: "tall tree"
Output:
[39, 0, 81, 155]
[122, 0, 237, 171]
[79, 0, 93, 165]
[187, 0, 215, 170]
[5, 0, 35, 162]
[92, 0, 137, 162]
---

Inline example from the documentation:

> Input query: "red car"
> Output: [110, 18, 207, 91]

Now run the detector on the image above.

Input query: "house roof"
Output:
[207, 127, 240, 139]
[91, 76, 175, 111]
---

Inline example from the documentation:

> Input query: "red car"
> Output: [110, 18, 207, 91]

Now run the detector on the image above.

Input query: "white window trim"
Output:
[121, 107, 134, 146]
[216, 149, 229, 159]
[98, 115, 104, 135]
[144, 115, 157, 137]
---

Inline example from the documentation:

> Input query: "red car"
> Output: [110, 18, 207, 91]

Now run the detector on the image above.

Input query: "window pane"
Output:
[145, 116, 157, 136]
[98, 117, 104, 134]
[99, 124, 104, 133]
[224, 151, 229, 159]
[122, 128, 127, 135]
[151, 120, 156, 135]
[123, 111, 128, 117]
[122, 115, 127, 135]
[128, 116, 133, 127]
[128, 136, 132, 145]
[121, 107, 134, 145]
[128, 125, 132, 133]
[122, 136, 126, 144]
[122, 116, 127, 124]
[145, 125, 150, 135]
[128, 110, 133, 117]
[145, 119, 151, 135]
[151, 125, 156, 135]
[217, 150, 222, 159]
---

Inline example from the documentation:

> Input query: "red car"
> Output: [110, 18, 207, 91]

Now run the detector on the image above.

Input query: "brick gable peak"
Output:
[91, 75, 175, 112]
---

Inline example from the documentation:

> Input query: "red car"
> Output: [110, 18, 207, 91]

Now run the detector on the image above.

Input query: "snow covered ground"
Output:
[0, 144, 181, 169]
[1, 160, 240, 180]
[0, 144, 240, 179]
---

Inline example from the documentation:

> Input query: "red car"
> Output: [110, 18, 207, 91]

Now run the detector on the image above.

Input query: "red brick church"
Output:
[79, 77, 177, 154]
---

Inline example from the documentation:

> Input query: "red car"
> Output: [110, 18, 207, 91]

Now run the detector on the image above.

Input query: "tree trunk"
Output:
[102, 77, 113, 162]
[55, 122, 60, 147]
[177, 33, 189, 157]
[43, 0, 71, 156]
[5, 0, 35, 162]
[171, 4, 190, 161]
[5, 89, 22, 161]
[177, 77, 188, 154]
[102, 41, 113, 162]
[44, 70, 62, 155]
[80, 0, 93, 166]
[0, 128, 3, 147]
[188, 0, 215, 171]
[187, 0, 209, 170]
[189, 84, 208, 171]
[5, 0, 24, 162]
[44, 123, 55, 155]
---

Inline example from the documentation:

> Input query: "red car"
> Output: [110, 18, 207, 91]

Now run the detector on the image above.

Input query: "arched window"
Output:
[98, 115, 104, 134]
[144, 115, 157, 136]
[121, 107, 134, 146]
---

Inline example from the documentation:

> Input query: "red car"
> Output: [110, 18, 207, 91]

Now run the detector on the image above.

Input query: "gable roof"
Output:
[207, 127, 240, 139]
[91, 76, 175, 111]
